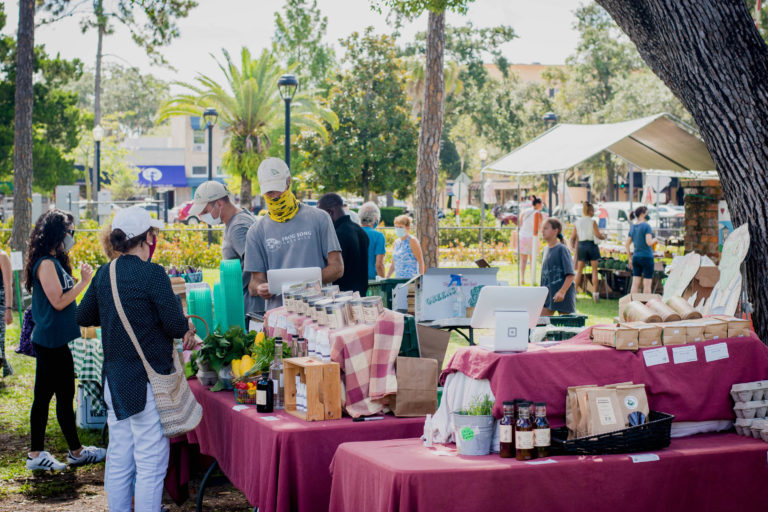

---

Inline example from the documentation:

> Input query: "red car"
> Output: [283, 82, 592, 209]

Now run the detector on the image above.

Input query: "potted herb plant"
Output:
[453, 394, 495, 456]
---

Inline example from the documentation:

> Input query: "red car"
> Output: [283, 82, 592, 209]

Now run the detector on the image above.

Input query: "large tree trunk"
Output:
[240, 174, 252, 207]
[10, 0, 34, 254]
[604, 153, 616, 201]
[597, 0, 768, 341]
[415, 10, 445, 269]
[361, 163, 370, 202]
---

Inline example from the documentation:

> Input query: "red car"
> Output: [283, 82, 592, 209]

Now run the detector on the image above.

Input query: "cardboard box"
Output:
[622, 322, 662, 348]
[656, 323, 687, 345]
[682, 257, 720, 308]
[619, 293, 663, 321]
[591, 326, 639, 351]
[413, 267, 499, 321]
[696, 318, 728, 340]
[710, 315, 751, 338]
[665, 321, 704, 343]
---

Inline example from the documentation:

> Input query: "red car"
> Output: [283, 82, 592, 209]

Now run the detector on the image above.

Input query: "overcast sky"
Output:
[4, 0, 582, 87]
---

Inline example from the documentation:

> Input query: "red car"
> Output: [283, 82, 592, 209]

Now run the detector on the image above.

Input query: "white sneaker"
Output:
[67, 446, 106, 466]
[26, 451, 66, 471]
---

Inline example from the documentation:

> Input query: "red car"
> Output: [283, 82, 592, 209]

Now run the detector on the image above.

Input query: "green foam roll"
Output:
[220, 259, 245, 330]
[188, 287, 213, 336]
[213, 282, 228, 331]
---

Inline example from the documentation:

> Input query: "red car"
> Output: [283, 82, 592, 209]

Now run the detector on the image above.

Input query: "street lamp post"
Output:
[542, 112, 558, 214]
[478, 148, 488, 255]
[277, 74, 299, 168]
[203, 107, 219, 244]
[92, 125, 104, 193]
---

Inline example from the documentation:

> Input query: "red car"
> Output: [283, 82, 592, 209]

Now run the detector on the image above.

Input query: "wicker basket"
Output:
[551, 411, 674, 455]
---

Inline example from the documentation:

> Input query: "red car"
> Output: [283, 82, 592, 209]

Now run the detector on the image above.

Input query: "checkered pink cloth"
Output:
[331, 309, 404, 417]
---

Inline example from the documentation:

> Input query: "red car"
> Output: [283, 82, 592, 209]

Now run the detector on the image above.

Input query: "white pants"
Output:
[104, 380, 170, 512]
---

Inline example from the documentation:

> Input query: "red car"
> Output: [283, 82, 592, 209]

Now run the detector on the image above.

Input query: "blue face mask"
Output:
[395, 227, 407, 238]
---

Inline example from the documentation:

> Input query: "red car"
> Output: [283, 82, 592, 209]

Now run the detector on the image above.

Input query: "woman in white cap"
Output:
[77, 206, 197, 512]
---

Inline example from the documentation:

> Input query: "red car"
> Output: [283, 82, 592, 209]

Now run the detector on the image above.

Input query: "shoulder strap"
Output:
[109, 259, 157, 379]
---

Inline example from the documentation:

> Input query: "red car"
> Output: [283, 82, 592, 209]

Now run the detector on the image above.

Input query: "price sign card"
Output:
[10, 251, 23, 271]
[705, 342, 729, 362]
[672, 345, 698, 364]
[643, 347, 669, 367]
[630, 453, 660, 463]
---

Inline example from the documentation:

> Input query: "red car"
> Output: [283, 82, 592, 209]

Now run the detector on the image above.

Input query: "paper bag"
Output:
[390, 357, 438, 417]
[586, 388, 624, 435]
[416, 324, 451, 379]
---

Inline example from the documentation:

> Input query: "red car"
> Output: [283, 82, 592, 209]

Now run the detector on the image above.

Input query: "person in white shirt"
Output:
[569, 202, 606, 302]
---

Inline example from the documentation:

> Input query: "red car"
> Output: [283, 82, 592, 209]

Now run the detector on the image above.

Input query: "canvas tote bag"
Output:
[110, 260, 202, 437]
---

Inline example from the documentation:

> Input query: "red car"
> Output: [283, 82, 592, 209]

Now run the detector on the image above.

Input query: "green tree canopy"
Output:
[273, 0, 336, 88]
[68, 64, 170, 137]
[158, 47, 338, 205]
[0, 6, 83, 193]
[302, 29, 418, 200]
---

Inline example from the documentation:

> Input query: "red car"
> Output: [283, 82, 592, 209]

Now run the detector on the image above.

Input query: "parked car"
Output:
[175, 201, 200, 224]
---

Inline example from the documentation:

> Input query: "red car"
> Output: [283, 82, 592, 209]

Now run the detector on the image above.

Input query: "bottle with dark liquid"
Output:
[534, 402, 550, 457]
[256, 371, 274, 413]
[499, 401, 515, 458]
[515, 403, 536, 461]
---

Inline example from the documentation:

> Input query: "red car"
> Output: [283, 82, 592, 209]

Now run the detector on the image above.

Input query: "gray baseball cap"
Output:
[189, 181, 229, 217]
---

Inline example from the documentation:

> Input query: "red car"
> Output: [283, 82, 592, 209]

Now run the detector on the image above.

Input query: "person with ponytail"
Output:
[570, 202, 606, 302]
[625, 205, 657, 293]
[245, 158, 343, 311]
[24, 209, 106, 472]
[539, 218, 576, 316]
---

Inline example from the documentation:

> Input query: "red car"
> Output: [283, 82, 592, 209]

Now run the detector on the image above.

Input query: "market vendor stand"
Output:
[185, 379, 424, 512]
[442, 331, 768, 422]
[328, 433, 768, 512]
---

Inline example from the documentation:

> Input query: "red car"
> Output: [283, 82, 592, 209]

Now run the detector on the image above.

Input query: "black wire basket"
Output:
[551, 411, 675, 455]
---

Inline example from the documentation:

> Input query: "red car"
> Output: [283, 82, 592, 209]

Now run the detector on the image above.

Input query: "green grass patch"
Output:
[0, 311, 105, 499]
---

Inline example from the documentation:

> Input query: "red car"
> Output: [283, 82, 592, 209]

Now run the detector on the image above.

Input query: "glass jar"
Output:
[326, 303, 346, 330]
[349, 299, 364, 325]
[361, 296, 383, 325]
[499, 401, 515, 458]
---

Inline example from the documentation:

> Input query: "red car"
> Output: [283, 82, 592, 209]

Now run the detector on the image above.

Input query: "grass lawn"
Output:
[0, 311, 105, 503]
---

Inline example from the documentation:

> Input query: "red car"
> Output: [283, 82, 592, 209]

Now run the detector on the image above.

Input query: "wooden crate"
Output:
[170, 277, 187, 313]
[283, 357, 341, 421]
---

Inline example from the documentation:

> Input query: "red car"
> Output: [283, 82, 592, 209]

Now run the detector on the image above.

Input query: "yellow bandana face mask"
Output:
[265, 189, 299, 222]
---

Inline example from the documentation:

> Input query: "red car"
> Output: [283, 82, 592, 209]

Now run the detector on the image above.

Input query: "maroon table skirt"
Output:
[186, 378, 424, 512]
[329, 433, 768, 512]
[442, 332, 768, 424]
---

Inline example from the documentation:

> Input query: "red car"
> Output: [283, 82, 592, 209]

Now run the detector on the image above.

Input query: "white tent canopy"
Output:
[483, 113, 715, 176]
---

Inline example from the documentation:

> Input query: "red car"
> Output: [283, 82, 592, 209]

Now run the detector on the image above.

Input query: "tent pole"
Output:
[562, 170, 566, 216]
[629, 164, 634, 212]
[517, 175, 521, 286]
[480, 170, 485, 257]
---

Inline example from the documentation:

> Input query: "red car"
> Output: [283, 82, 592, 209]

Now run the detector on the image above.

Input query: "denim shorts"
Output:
[632, 256, 655, 279]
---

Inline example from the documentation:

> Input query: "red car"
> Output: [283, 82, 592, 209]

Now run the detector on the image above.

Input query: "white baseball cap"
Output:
[257, 157, 291, 193]
[112, 206, 164, 239]
[188, 181, 230, 217]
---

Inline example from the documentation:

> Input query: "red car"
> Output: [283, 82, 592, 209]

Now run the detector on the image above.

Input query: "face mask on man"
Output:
[200, 201, 221, 226]
[395, 227, 407, 238]
[62, 233, 75, 252]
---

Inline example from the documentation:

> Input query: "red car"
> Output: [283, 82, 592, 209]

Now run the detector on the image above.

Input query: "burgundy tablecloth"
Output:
[186, 379, 424, 511]
[329, 434, 768, 512]
[441, 333, 768, 424]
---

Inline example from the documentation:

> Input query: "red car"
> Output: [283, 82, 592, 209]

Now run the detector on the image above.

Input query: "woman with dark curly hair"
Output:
[24, 209, 105, 472]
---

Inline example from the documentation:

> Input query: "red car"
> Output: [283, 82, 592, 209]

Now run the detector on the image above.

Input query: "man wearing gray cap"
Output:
[245, 157, 343, 311]
[189, 181, 264, 315]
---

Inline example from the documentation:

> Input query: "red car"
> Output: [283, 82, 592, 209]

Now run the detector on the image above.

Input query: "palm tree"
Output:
[403, 55, 462, 118]
[158, 47, 338, 205]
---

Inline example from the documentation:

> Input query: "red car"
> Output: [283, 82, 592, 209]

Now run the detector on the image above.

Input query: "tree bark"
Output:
[10, 0, 34, 255]
[415, 10, 445, 269]
[241, 174, 252, 207]
[604, 153, 616, 201]
[362, 163, 370, 202]
[597, 0, 768, 341]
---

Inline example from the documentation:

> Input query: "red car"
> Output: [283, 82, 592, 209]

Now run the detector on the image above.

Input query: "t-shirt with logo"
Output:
[222, 209, 265, 315]
[244, 204, 341, 311]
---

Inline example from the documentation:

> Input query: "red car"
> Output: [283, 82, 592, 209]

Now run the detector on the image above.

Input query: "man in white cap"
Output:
[189, 181, 264, 315]
[245, 157, 343, 310]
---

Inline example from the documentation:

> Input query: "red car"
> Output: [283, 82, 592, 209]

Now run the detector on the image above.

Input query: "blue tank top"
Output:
[31, 256, 81, 348]
[393, 236, 419, 278]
